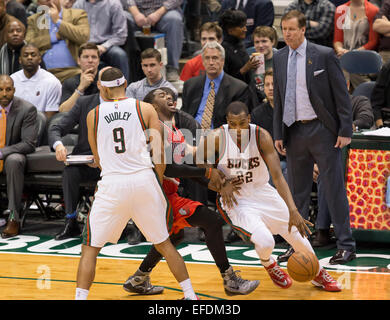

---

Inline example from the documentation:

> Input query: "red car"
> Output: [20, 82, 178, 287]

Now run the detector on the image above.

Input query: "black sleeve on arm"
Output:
[165, 163, 206, 178]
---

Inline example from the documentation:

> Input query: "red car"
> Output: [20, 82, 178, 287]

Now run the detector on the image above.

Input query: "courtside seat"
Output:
[0, 144, 97, 227]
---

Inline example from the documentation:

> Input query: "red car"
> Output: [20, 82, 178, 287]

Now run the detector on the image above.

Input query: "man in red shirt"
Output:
[180, 22, 223, 81]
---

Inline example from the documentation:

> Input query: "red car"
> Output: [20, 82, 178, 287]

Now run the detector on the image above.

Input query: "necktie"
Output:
[283, 50, 297, 127]
[201, 81, 215, 130]
[0, 108, 6, 173]
[237, 0, 244, 11]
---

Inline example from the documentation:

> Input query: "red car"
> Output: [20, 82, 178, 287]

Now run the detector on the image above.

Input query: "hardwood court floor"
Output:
[0, 252, 389, 300]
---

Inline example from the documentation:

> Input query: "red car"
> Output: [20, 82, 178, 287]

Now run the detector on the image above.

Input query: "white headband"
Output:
[100, 76, 126, 88]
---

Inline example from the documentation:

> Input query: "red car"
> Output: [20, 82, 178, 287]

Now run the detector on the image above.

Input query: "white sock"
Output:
[75, 288, 89, 300]
[179, 278, 197, 300]
[261, 256, 275, 268]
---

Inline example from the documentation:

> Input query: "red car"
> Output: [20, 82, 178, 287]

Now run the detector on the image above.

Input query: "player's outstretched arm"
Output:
[140, 101, 165, 184]
[86, 108, 101, 170]
[259, 128, 312, 237]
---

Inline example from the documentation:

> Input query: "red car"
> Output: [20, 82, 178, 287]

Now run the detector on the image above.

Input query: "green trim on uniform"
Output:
[82, 185, 98, 246]
[216, 126, 226, 165]
[216, 197, 252, 242]
[135, 100, 147, 131]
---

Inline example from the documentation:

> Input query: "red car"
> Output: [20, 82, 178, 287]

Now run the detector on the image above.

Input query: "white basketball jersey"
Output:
[217, 124, 269, 200]
[95, 98, 153, 177]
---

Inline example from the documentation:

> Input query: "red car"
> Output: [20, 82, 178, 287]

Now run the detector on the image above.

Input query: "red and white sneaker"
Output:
[311, 268, 342, 292]
[264, 261, 292, 289]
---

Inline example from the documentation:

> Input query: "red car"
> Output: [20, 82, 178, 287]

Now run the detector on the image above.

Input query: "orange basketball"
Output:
[287, 251, 319, 282]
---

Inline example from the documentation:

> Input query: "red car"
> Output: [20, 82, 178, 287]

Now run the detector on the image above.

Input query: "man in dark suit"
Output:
[181, 41, 252, 131]
[272, 10, 356, 265]
[0, 74, 38, 238]
[47, 68, 107, 240]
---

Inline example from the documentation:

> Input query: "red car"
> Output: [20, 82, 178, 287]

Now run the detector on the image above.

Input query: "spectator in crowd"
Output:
[180, 22, 223, 82]
[373, 0, 390, 63]
[125, 48, 177, 101]
[313, 91, 374, 246]
[0, 75, 38, 238]
[73, 0, 129, 82]
[11, 44, 62, 119]
[284, 0, 335, 47]
[273, 10, 356, 265]
[5, 0, 27, 27]
[0, 0, 20, 48]
[0, 19, 26, 75]
[251, 26, 278, 100]
[59, 42, 100, 112]
[371, 59, 390, 127]
[221, 0, 275, 47]
[181, 41, 252, 130]
[350, 94, 375, 130]
[333, 0, 379, 89]
[219, 9, 258, 86]
[126, 0, 183, 81]
[185, 0, 202, 41]
[26, 0, 90, 83]
[48, 67, 109, 241]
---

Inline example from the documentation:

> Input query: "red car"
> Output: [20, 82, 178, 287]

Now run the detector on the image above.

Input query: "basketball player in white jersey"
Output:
[195, 101, 342, 292]
[75, 68, 198, 300]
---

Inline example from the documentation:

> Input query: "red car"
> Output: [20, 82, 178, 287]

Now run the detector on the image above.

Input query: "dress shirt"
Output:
[43, 9, 77, 69]
[288, 39, 317, 121]
[73, 0, 127, 48]
[195, 70, 224, 128]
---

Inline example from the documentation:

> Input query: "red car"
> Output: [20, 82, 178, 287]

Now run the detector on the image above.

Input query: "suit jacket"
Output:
[181, 72, 251, 129]
[26, 8, 90, 63]
[2, 96, 38, 159]
[273, 40, 353, 142]
[48, 93, 100, 155]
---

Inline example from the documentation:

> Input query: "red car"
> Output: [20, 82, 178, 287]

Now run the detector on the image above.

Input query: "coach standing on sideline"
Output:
[273, 10, 356, 265]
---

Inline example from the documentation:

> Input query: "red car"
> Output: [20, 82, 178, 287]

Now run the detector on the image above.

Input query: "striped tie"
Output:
[0, 108, 6, 172]
[201, 80, 215, 130]
[283, 50, 297, 127]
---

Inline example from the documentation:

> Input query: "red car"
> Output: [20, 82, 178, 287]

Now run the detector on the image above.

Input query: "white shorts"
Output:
[82, 169, 170, 247]
[217, 183, 291, 241]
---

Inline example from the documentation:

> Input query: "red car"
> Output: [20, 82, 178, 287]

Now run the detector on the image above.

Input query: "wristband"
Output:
[75, 89, 84, 96]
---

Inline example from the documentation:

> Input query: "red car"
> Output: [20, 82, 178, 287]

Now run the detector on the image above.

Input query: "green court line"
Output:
[0, 276, 226, 300]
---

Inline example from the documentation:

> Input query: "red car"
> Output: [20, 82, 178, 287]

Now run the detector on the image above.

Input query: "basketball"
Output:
[287, 251, 319, 282]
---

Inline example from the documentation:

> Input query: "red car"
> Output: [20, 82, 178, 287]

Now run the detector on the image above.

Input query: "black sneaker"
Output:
[276, 246, 295, 263]
[127, 223, 145, 245]
[329, 249, 356, 265]
[55, 218, 81, 240]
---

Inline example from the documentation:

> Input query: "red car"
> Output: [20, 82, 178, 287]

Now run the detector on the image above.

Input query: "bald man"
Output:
[0, 75, 38, 238]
